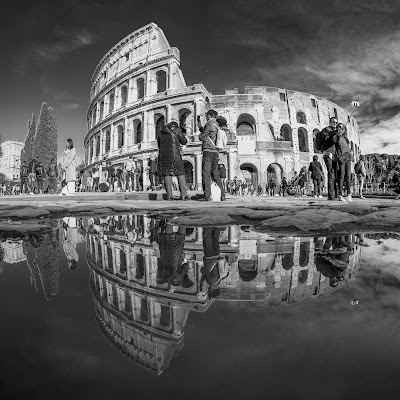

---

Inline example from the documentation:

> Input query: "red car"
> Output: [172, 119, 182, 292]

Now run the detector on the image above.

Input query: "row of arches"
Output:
[89, 70, 167, 129]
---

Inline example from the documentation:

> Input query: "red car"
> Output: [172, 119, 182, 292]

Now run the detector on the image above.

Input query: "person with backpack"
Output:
[198, 109, 226, 201]
[354, 155, 366, 199]
[309, 155, 324, 198]
[321, 117, 339, 200]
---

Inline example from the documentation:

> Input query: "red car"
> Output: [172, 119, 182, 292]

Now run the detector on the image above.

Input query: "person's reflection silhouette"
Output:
[151, 219, 193, 291]
[200, 227, 230, 298]
[315, 235, 353, 287]
[62, 217, 79, 270]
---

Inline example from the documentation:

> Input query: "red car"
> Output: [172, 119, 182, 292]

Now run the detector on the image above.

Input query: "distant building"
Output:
[0, 140, 24, 180]
[0, 239, 26, 264]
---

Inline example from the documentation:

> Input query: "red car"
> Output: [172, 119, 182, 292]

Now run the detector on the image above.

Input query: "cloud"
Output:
[15, 26, 97, 73]
[62, 103, 80, 111]
[40, 77, 79, 112]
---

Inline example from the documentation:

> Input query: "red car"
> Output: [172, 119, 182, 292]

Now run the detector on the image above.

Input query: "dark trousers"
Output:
[37, 177, 43, 192]
[338, 161, 351, 196]
[202, 151, 225, 199]
[164, 175, 187, 198]
[150, 172, 158, 187]
[323, 155, 338, 199]
[203, 227, 220, 258]
[313, 178, 322, 195]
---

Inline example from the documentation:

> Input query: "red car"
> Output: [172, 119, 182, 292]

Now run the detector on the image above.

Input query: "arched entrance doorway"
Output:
[267, 163, 283, 186]
[240, 163, 258, 187]
[183, 160, 194, 189]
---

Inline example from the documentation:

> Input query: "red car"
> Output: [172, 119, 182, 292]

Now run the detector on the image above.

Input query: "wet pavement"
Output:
[1, 214, 400, 399]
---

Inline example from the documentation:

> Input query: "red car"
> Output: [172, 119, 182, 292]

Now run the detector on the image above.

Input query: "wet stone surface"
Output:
[1, 214, 400, 399]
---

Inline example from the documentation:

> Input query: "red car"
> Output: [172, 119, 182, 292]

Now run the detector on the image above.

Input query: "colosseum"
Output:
[85, 22, 361, 190]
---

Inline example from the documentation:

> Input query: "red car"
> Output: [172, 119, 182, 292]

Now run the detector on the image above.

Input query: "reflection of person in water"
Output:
[200, 227, 230, 298]
[62, 217, 79, 270]
[315, 235, 353, 286]
[151, 220, 193, 290]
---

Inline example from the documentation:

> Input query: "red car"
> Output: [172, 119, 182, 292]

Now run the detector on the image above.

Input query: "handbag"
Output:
[338, 152, 352, 164]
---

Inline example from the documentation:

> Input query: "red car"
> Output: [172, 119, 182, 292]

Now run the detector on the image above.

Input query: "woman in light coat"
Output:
[60, 139, 76, 195]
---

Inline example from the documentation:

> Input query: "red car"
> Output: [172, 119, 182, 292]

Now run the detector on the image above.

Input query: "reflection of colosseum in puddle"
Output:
[87, 216, 361, 374]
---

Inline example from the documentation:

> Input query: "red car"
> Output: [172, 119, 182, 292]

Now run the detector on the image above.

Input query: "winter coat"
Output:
[308, 160, 324, 180]
[157, 125, 187, 177]
[321, 126, 337, 160]
[61, 148, 76, 182]
[333, 134, 351, 163]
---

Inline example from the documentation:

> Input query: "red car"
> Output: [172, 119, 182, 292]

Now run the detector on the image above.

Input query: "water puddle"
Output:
[1, 214, 400, 398]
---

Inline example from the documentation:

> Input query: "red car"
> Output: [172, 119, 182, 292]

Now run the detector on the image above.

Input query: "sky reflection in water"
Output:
[1, 215, 400, 399]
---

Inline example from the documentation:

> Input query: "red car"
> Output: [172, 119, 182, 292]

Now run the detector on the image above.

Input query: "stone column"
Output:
[142, 110, 149, 144]
[228, 151, 236, 180]
[228, 226, 238, 245]
[142, 157, 150, 189]
[146, 69, 152, 98]
[194, 99, 202, 133]
[168, 63, 174, 90]
[195, 153, 203, 191]
[165, 104, 172, 123]
[195, 227, 203, 244]
[128, 77, 135, 103]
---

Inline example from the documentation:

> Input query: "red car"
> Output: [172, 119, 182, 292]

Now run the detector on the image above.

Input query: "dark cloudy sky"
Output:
[1, 0, 400, 159]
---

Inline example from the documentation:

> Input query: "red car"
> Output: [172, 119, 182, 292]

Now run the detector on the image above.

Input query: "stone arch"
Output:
[298, 127, 309, 152]
[100, 100, 104, 120]
[183, 159, 194, 188]
[178, 107, 193, 135]
[105, 130, 111, 152]
[282, 253, 294, 270]
[238, 259, 258, 282]
[280, 124, 293, 145]
[155, 70, 167, 93]
[92, 106, 97, 126]
[95, 132, 101, 156]
[296, 111, 307, 124]
[108, 91, 115, 114]
[267, 163, 283, 185]
[121, 84, 128, 107]
[299, 241, 310, 267]
[237, 113, 256, 136]
[154, 113, 165, 139]
[117, 125, 125, 148]
[240, 163, 258, 187]
[137, 77, 145, 99]
[133, 119, 142, 144]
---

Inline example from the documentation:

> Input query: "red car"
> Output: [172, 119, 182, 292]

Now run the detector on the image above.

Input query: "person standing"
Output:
[36, 161, 45, 194]
[269, 178, 276, 196]
[46, 158, 58, 194]
[198, 110, 226, 201]
[321, 117, 339, 200]
[28, 158, 38, 194]
[60, 139, 76, 196]
[124, 157, 134, 191]
[281, 176, 288, 196]
[334, 123, 352, 201]
[148, 153, 159, 190]
[20, 160, 29, 195]
[91, 164, 99, 192]
[309, 155, 324, 198]
[106, 162, 115, 192]
[355, 155, 366, 199]
[157, 121, 190, 201]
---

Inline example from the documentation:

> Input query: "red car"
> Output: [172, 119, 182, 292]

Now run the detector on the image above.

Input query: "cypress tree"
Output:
[21, 113, 36, 164]
[32, 102, 58, 167]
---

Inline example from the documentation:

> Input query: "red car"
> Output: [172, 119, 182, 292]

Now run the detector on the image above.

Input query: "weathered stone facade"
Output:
[85, 22, 361, 189]
[0, 140, 24, 180]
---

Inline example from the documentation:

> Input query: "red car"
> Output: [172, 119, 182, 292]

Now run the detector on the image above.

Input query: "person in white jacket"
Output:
[60, 139, 76, 195]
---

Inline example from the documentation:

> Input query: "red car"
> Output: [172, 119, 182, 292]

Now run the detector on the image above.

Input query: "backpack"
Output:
[314, 130, 324, 152]
[211, 123, 227, 150]
[354, 161, 361, 175]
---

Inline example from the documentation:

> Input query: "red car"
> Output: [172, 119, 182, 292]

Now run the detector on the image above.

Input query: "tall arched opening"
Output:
[237, 113, 256, 136]
[156, 70, 167, 93]
[183, 160, 194, 189]
[267, 163, 283, 186]
[240, 163, 258, 187]
[298, 127, 309, 152]
[280, 124, 293, 145]
[178, 108, 193, 135]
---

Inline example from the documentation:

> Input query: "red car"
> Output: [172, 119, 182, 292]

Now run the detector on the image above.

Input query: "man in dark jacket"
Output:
[309, 155, 324, 198]
[321, 117, 338, 200]
[198, 109, 226, 201]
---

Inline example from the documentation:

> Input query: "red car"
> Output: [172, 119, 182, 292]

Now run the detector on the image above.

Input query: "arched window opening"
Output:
[156, 70, 167, 93]
[137, 78, 145, 99]
[109, 92, 115, 114]
[124, 292, 132, 313]
[93, 107, 97, 125]
[299, 242, 310, 267]
[140, 298, 149, 322]
[155, 115, 165, 138]
[159, 305, 171, 327]
[298, 127, 309, 152]
[95, 134, 101, 156]
[121, 85, 128, 106]
[105, 130, 111, 152]
[280, 124, 293, 145]
[135, 254, 145, 280]
[296, 111, 307, 124]
[236, 113, 256, 136]
[282, 253, 294, 270]
[117, 125, 124, 148]
[179, 108, 192, 134]
[135, 121, 142, 144]
[100, 101, 104, 120]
